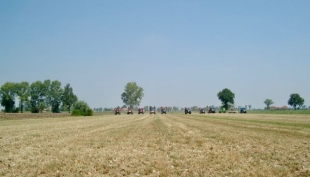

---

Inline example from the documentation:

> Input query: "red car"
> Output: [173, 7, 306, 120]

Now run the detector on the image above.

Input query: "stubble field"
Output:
[0, 112, 310, 176]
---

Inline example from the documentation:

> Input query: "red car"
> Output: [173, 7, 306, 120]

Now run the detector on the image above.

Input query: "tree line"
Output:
[119, 82, 307, 111]
[0, 80, 77, 113]
[264, 93, 305, 110]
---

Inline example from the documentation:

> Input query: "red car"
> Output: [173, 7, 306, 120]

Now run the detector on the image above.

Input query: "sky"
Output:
[1, 1, 309, 109]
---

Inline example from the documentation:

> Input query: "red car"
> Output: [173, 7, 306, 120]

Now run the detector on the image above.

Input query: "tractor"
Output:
[208, 107, 216, 113]
[161, 107, 167, 114]
[114, 106, 121, 115]
[228, 106, 238, 113]
[219, 107, 226, 113]
[199, 108, 206, 114]
[138, 108, 144, 114]
[184, 107, 192, 114]
[240, 107, 247, 113]
[127, 108, 134, 115]
[150, 106, 156, 114]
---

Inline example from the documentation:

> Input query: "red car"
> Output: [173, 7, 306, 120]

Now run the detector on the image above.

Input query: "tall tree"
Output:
[15, 82, 30, 113]
[121, 82, 144, 108]
[47, 80, 63, 113]
[0, 82, 17, 113]
[217, 88, 235, 110]
[288, 93, 304, 110]
[264, 99, 274, 110]
[29, 81, 49, 113]
[62, 83, 77, 113]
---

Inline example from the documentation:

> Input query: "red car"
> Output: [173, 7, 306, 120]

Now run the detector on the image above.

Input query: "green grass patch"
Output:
[204, 115, 310, 129]
[248, 110, 310, 114]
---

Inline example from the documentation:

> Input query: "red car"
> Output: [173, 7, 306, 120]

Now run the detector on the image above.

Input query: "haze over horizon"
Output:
[1, 1, 309, 109]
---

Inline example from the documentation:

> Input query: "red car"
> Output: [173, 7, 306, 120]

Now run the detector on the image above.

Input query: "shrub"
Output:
[72, 109, 84, 116]
[31, 107, 40, 113]
[72, 101, 93, 116]
[85, 108, 93, 116]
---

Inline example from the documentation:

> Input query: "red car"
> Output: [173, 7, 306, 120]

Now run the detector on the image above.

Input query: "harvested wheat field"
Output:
[0, 113, 310, 177]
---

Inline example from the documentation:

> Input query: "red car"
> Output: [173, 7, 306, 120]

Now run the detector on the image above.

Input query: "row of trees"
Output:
[0, 80, 78, 113]
[264, 93, 305, 110]
[119, 83, 237, 111]
[119, 82, 306, 111]
[118, 83, 236, 111]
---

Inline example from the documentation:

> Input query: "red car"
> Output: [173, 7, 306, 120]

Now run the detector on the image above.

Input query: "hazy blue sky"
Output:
[1, 1, 309, 109]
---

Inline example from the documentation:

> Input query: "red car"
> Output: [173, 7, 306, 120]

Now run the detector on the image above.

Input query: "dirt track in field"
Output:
[0, 113, 310, 176]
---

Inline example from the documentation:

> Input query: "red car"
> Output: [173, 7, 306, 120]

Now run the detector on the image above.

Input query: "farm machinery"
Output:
[114, 106, 121, 115]
[199, 107, 206, 114]
[208, 107, 216, 113]
[161, 107, 167, 114]
[228, 106, 238, 113]
[240, 107, 247, 113]
[138, 108, 144, 114]
[184, 107, 192, 114]
[219, 107, 226, 113]
[127, 108, 134, 115]
[150, 106, 156, 114]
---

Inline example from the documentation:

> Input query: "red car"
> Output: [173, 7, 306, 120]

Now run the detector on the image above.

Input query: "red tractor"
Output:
[138, 108, 144, 114]
[127, 108, 134, 115]
[114, 107, 121, 115]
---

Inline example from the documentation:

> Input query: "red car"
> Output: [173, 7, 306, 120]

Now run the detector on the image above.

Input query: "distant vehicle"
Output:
[184, 107, 191, 114]
[114, 106, 121, 115]
[150, 106, 156, 114]
[219, 107, 226, 113]
[161, 107, 167, 114]
[199, 108, 206, 114]
[138, 108, 144, 114]
[127, 108, 134, 115]
[240, 107, 247, 113]
[208, 107, 216, 113]
[228, 106, 238, 113]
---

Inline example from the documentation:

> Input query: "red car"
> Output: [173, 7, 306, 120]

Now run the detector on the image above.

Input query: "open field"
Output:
[0, 113, 310, 176]
[247, 110, 310, 114]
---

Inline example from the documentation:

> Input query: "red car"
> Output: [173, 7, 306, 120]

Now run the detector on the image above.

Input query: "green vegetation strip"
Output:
[194, 115, 310, 129]
[248, 110, 310, 114]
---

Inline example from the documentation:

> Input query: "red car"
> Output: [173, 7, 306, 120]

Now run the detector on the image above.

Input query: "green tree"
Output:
[288, 93, 304, 110]
[29, 80, 49, 113]
[0, 82, 17, 113]
[217, 88, 235, 110]
[121, 82, 144, 109]
[47, 80, 63, 113]
[62, 83, 77, 113]
[264, 99, 274, 110]
[15, 82, 30, 113]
